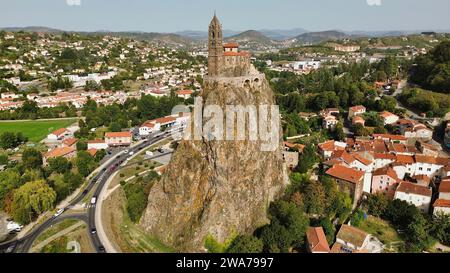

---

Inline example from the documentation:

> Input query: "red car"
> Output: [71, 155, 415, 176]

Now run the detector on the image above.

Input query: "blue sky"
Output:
[1, 0, 449, 32]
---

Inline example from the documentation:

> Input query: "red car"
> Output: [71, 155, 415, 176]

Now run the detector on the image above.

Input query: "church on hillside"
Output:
[207, 14, 256, 79]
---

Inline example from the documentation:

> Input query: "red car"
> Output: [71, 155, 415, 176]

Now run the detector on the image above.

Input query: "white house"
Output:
[87, 139, 109, 150]
[139, 121, 160, 136]
[380, 111, 399, 125]
[348, 105, 366, 119]
[433, 200, 450, 215]
[394, 182, 432, 213]
[323, 115, 338, 131]
[176, 90, 194, 100]
[47, 128, 70, 141]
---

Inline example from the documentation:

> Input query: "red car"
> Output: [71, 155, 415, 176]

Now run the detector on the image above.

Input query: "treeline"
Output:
[222, 173, 352, 253]
[122, 170, 160, 223]
[365, 194, 450, 252]
[270, 58, 403, 115]
[0, 147, 105, 225]
[0, 132, 28, 149]
[0, 101, 77, 120]
[410, 41, 450, 93]
[398, 87, 450, 117]
[78, 94, 183, 136]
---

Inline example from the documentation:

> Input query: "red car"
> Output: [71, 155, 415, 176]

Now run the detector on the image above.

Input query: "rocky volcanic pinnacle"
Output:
[140, 74, 288, 252]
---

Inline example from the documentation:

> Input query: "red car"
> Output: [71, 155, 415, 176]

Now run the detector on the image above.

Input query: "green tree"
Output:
[365, 193, 389, 217]
[11, 180, 56, 224]
[303, 181, 326, 215]
[226, 235, 264, 253]
[350, 209, 365, 227]
[22, 148, 43, 170]
[48, 157, 72, 174]
[75, 151, 95, 177]
[0, 132, 18, 149]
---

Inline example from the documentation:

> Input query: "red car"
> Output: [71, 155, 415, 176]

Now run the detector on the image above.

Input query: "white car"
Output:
[91, 197, 97, 204]
[128, 151, 135, 156]
[7, 221, 23, 232]
[54, 208, 64, 217]
[123, 149, 129, 154]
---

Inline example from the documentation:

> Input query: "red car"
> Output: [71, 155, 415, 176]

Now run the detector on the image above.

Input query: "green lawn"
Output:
[359, 216, 404, 252]
[0, 119, 78, 142]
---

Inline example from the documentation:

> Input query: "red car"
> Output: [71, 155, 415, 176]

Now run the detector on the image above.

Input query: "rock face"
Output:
[140, 75, 288, 252]
[140, 15, 288, 252]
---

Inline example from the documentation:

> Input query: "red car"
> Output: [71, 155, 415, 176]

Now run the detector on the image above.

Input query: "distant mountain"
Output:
[0, 26, 63, 33]
[226, 30, 274, 44]
[175, 28, 309, 41]
[293, 30, 349, 44]
[259, 28, 308, 40]
[95, 31, 194, 46]
[175, 29, 245, 40]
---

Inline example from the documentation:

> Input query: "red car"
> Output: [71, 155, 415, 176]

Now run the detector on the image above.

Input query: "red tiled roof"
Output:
[45, 147, 76, 158]
[105, 132, 132, 138]
[396, 155, 415, 164]
[223, 42, 239, 48]
[87, 148, 98, 157]
[87, 139, 105, 144]
[373, 167, 398, 180]
[373, 134, 407, 141]
[415, 155, 450, 165]
[176, 90, 193, 95]
[50, 128, 68, 136]
[306, 227, 330, 253]
[62, 137, 78, 146]
[223, 51, 250, 57]
[284, 142, 305, 152]
[374, 153, 396, 160]
[326, 165, 364, 184]
[434, 199, 450, 208]
[439, 181, 450, 193]
[353, 154, 372, 166]
[380, 111, 398, 119]
[153, 116, 176, 124]
[349, 105, 366, 112]
[396, 182, 432, 197]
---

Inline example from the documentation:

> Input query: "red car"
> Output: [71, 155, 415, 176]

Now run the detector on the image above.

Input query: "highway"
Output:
[0, 129, 180, 253]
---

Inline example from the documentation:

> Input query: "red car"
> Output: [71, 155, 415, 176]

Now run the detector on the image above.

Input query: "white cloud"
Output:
[66, 0, 81, 6]
[367, 0, 382, 6]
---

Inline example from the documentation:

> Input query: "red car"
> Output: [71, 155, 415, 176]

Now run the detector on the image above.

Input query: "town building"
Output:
[326, 164, 365, 208]
[331, 225, 371, 253]
[348, 105, 366, 120]
[282, 151, 299, 169]
[47, 128, 71, 141]
[87, 139, 109, 150]
[44, 147, 76, 165]
[105, 132, 132, 147]
[380, 111, 399, 125]
[371, 167, 400, 198]
[394, 182, 432, 213]
[306, 227, 330, 253]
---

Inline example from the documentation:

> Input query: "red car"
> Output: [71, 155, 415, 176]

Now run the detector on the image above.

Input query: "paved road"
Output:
[0, 128, 183, 253]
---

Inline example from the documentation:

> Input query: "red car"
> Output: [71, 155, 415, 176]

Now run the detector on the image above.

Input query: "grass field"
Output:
[359, 216, 404, 252]
[0, 119, 78, 142]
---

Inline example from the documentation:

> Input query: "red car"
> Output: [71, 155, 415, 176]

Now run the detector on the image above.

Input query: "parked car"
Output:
[54, 208, 64, 218]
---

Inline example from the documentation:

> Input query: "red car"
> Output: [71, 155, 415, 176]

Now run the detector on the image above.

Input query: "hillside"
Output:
[226, 30, 274, 44]
[293, 30, 349, 44]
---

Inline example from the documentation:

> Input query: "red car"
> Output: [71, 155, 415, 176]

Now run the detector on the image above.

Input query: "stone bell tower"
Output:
[208, 13, 224, 77]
